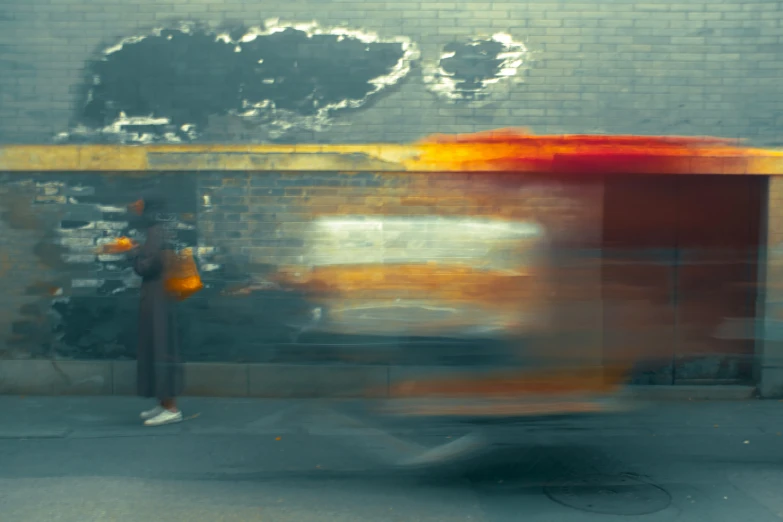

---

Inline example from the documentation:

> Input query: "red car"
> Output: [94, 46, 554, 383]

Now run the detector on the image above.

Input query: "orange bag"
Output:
[164, 248, 204, 301]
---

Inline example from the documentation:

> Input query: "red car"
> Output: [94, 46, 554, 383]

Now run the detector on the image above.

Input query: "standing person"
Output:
[131, 195, 185, 426]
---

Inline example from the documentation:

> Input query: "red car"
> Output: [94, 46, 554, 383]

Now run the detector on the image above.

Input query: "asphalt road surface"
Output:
[1, 396, 783, 521]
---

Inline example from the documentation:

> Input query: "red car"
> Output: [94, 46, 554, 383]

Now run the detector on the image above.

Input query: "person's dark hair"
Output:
[142, 195, 167, 214]
[138, 194, 168, 227]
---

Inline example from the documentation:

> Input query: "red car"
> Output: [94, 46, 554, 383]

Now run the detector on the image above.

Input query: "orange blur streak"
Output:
[389, 367, 630, 398]
[274, 264, 543, 305]
[394, 401, 606, 417]
[405, 128, 783, 173]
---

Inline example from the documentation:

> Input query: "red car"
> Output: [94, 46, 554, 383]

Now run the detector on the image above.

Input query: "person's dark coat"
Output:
[133, 199, 184, 400]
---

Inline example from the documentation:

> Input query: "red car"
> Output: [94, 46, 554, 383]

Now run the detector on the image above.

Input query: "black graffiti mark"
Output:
[81, 26, 410, 139]
[439, 39, 507, 101]
[425, 35, 526, 103]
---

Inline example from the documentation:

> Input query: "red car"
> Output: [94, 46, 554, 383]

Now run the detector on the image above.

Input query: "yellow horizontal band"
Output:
[0, 145, 414, 172]
[2, 138, 782, 174]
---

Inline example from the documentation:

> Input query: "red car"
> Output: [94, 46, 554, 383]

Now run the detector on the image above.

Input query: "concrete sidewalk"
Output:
[2, 396, 783, 522]
[0, 395, 779, 440]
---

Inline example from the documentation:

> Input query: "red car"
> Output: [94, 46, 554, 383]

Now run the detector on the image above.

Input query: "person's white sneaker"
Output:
[144, 409, 183, 426]
[140, 406, 164, 420]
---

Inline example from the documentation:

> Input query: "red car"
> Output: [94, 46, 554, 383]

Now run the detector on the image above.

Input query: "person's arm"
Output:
[133, 226, 165, 279]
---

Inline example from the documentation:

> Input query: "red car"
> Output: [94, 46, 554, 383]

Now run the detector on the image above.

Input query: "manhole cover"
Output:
[544, 474, 671, 515]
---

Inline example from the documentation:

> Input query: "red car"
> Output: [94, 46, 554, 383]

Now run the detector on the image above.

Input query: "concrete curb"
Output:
[629, 385, 757, 401]
[0, 360, 761, 400]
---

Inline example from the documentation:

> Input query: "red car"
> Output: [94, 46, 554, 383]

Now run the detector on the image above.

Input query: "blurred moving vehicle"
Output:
[273, 216, 641, 428]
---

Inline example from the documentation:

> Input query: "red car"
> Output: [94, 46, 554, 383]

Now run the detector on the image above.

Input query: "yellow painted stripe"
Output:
[1, 143, 783, 174]
[0, 145, 414, 172]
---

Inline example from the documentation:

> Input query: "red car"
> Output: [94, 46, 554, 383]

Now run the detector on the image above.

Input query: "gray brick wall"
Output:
[0, 172, 199, 360]
[194, 170, 604, 366]
[0, 169, 605, 368]
[1, 0, 781, 144]
[0, 178, 57, 359]
[0, 168, 753, 382]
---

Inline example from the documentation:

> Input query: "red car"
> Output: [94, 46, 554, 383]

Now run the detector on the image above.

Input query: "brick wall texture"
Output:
[0, 170, 606, 371]
[0, 168, 767, 385]
[0, 173, 199, 360]
[0, 0, 779, 385]
[0, 0, 782, 144]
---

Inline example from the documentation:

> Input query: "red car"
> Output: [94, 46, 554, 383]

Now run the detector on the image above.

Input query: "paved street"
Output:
[1, 396, 783, 521]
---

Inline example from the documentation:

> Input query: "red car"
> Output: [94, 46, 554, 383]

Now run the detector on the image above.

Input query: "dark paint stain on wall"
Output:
[0, 174, 202, 360]
[52, 297, 137, 359]
[442, 40, 506, 98]
[425, 34, 527, 103]
[74, 24, 416, 143]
